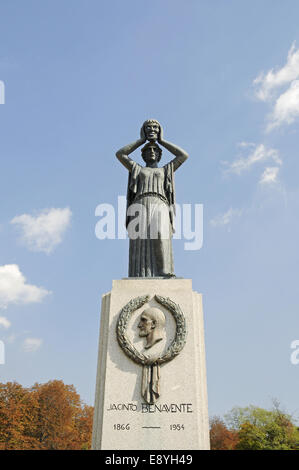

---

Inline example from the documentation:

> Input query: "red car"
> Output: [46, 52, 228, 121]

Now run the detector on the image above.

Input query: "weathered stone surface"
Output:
[92, 278, 209, 450]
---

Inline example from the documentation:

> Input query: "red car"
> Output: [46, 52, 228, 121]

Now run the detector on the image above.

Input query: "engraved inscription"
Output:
[107, 402, 193, 413]
[142, 403, 193, 413]
[107, 403, 138, 411]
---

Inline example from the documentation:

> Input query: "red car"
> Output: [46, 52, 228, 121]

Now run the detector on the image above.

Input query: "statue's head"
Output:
[143, 119, 161, 142]
[138, 307, 166, 349]
[141, 142, 162, 165]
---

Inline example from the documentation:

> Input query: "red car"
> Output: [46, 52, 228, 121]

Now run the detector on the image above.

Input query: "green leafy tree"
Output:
[225, 404, 299, 450]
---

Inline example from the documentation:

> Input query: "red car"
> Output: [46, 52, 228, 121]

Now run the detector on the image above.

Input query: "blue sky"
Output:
[1, 0, 299, 420]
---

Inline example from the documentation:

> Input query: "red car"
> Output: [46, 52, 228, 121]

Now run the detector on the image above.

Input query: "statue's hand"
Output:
[140, 125, 146, 143]
[158, 124, 164, 143]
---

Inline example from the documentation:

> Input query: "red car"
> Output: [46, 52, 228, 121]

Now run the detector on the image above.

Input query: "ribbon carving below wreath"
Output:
[141, 363, 160, 404]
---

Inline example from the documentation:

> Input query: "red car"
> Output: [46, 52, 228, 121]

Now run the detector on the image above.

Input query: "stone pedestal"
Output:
[92, 279, 209, 450]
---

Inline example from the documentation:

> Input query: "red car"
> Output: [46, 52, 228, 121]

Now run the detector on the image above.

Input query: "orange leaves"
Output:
[0, 380, 93, 450]
[209, 416, 239, 450]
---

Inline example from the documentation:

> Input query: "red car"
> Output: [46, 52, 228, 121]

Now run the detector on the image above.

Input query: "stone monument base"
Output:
[92, 278, 209, 450]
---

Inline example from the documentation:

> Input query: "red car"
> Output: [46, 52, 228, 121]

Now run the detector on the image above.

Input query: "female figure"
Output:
[116, 119, 188, 277]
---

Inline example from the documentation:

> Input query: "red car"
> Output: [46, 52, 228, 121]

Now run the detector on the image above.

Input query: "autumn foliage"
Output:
[0, 380, 93, 450]
[209, 416, 239, 450]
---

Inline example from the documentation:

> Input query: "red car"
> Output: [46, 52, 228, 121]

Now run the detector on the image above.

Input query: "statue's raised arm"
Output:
[158, 124, 188, 171]
[115, 127, 146, 171]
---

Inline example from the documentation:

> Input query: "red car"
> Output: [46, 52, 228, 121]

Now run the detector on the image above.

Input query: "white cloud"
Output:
[210, 207, 243, 228]
[224, 143, 282, 175]
[267, 80, 299, 131]
[23, 337, 43, 352]
[254, 42, 299, 101]
[259, 167, 280, 185]
[0, 264, 50, 309]
[0, 316, 11, 329]
[238, 142, 256, 148]
[11, 207, 72, 254]
[254, 43, 299, 130]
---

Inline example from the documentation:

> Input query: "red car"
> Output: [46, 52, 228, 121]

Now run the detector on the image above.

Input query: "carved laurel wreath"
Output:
[116, 294, 187, 366]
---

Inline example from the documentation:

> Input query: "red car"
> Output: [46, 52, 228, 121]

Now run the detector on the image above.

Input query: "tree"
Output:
[0, 380, 93, 450]
[73, 404, 94, 450]
[0, 382, 40, 450]
[210, 416, 239, 450]
[225, 404, 299, 450]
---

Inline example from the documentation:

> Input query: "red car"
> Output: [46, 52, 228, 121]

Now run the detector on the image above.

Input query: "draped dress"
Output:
[126, 161, 176, 277]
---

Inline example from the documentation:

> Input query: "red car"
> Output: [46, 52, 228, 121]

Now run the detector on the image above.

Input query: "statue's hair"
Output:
[143, 118, 160, 128]
[141, 142, 162, 163]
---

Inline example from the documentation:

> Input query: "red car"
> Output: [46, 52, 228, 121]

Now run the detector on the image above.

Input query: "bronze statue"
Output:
[116, 119, 188, 277]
